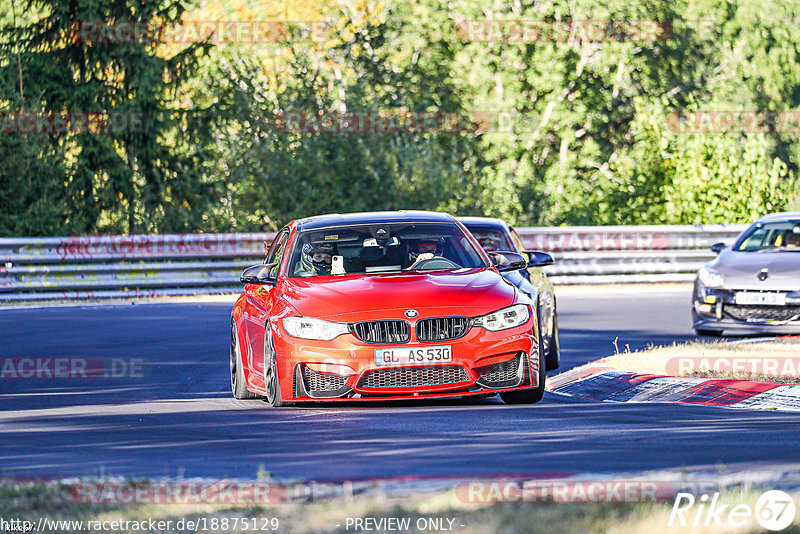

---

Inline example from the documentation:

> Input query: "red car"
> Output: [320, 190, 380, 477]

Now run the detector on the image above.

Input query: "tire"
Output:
[695, 328, 723, 337]
[545, 310, 561, 371]
[230, 321, 258, 399]
[262, 327, 284, 407]
[500, 319, 547, 405]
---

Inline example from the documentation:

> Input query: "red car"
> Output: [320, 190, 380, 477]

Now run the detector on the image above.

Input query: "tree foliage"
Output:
[0, 0, 216, 234]
[0, 0, 798, 235]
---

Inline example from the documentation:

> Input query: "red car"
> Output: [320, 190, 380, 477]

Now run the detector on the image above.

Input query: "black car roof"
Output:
[296, 211, 456, 231]
[457, 216, 510, 230]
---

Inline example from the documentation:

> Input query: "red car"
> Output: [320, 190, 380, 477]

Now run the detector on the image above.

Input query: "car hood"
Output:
[279, 268, 519, 321]
[709, 250, 800, 290]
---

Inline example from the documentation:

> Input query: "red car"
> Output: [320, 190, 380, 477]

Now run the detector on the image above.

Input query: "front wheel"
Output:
[545, 309, 561, 371]
[263, 328, 284, 407]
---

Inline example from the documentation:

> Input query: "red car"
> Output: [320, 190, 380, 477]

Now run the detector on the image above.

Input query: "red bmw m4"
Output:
[230, 211, 553, 406]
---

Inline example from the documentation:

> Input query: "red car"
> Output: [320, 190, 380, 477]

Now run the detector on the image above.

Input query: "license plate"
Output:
[374, 346, 452, 366]
[735, 292, 786, 305]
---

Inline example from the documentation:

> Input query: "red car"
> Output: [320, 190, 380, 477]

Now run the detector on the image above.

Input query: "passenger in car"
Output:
[784, 230, 800, 248]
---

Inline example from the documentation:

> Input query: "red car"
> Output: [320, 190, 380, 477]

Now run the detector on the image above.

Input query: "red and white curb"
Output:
[546, 366, 800, 412]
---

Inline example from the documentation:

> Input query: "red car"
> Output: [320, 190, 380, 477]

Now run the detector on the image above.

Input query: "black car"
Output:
[459, 217, 560, 370]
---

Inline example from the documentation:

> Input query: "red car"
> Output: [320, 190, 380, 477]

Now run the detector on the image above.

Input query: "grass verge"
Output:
[599, 338, 800, 384]
[1, 479, 798, 534]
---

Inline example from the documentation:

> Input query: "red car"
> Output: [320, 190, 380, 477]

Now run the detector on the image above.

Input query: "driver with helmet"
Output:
[478, 236, 501, 251]
[297, 243, 336, 276]
[407, 240, 443, 269]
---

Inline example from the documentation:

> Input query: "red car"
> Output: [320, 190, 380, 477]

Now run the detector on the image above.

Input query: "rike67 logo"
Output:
[669, 490, 796, 531]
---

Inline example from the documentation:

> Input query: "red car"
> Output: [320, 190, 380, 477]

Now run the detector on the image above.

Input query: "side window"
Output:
[265, 230, 290, 278]
[509, 228, 526, 253]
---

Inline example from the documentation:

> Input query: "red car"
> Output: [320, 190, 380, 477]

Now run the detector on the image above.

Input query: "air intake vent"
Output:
[351, 320, 411, 344]
[726, 305, 800, 323]
[357, 366, 470, 389]
[304, 367, 348, 392]
[416, 317, 471, 342]
[296, 365, 352, 399]
[475, 353, 524, 389]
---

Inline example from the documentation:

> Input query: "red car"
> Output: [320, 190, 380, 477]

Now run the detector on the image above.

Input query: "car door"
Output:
[243, 228, 290, 381]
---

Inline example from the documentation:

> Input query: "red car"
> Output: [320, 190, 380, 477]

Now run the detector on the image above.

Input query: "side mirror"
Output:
[523, 250, 554, 267]
[710, 242, 726, 254]
[488, 251, 527, 272]
[240, 263, 278, 285]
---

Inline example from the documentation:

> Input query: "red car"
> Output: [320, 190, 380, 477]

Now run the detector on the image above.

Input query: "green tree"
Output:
[209, 0, 488, 230]
[0, 0, 218, 235]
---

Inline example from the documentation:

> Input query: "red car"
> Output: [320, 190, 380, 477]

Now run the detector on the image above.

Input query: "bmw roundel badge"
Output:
[405, 309, 419, 319]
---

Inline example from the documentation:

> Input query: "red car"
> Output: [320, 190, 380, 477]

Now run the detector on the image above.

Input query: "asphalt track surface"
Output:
[2, 287, 799, 481]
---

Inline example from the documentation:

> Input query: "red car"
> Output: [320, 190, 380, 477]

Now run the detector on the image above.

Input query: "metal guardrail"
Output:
[0, 225, 749, 301]
[0, 234, 272, 301]
[515, 224, 748, 285]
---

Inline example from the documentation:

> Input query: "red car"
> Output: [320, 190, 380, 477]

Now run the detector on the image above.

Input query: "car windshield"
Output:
[736, 221, 800, 251]
[463, 225, 514, 252]
[287, 222, 488, 277]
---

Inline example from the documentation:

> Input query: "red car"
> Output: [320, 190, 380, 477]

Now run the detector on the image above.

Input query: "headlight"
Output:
[282, 317, 349, 341]
[698, 267, 725, 288]
[473, 304, 530, 331]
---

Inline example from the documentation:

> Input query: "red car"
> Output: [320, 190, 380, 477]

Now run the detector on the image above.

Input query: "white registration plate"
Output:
[735, 292, 787, 306]
[374, 346, 452, 366]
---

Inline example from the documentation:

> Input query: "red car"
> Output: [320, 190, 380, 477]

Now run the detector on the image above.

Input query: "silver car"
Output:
[693, 212, 800, 336]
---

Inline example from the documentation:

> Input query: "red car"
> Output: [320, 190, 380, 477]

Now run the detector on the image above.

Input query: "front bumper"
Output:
[274, 319, 538, 402]
[692, 282, 800, 334]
